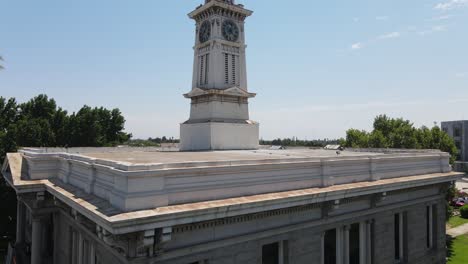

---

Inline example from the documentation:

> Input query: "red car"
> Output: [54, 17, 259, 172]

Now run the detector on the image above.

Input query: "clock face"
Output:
[222, 20, 239, 42]
[199, 21, 211, 43]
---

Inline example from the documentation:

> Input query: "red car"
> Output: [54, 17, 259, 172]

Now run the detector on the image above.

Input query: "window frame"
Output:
[261, 240, 288, 264]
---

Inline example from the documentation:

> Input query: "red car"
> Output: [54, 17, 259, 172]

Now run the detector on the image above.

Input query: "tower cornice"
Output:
[188, 1, 253, 22]
[184, 87, 256, 99]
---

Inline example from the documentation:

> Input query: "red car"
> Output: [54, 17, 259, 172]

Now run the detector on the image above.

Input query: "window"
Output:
[426, 205, 437, 249]
[324, 229, 337, 264]
[349, 223, 360, 264]
[455, 140, 462, 150]
[323, 222, 373, 264]
[224, 53, 229, 84]
[223, 53, 239, 86]
[199, 55, 204, 86]
[204, 54, 209, 85]
[394, 213, 406, 262]
[454, 127, 462, 137]
[394, 214, 400, 261]
[231, 54, 236, 85]
[262, 241, 288, 264]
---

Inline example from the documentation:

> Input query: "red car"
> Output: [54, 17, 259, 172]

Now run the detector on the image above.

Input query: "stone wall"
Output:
[53, 212, 127, 264]
[16, 184, 449, 264]
[152, 186, 447, 264]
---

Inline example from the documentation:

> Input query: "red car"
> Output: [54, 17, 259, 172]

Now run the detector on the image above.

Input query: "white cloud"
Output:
[434, 0, 468, 10]
[456, 72, 468, 78]
[348, 32, 400, 51]
[418, 25, 447, 36]
[429, 15, 453, 21]
[378, 32, 401, 39]
[351, 42, 363, 50]
[353, 17, 360, 22]
[376, 16, 389, 21]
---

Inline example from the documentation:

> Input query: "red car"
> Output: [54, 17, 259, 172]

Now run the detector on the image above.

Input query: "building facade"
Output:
[1, 148, 463, 264]
[1, 2, 465, 264]
[441, 120, 468, 162]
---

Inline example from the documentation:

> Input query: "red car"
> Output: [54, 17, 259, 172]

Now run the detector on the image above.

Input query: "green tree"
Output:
[0, 94, 132, 250]
[343, 129, 369, 148]
[343, 115, 458, 163]
[0, 97, 18, 253]
[67, 106, 131, 147]
[368, 130, 388, 148]
[372, 115, 418, 148]
[0, 97, 18, 161]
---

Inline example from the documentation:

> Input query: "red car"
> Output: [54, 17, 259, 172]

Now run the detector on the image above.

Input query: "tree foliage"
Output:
[260, 137, 340, 147]
[342, 115, 458, 163]
[0, 94, 132, 157]
[461, 205, 468, 219]
[125, 137, 180, 147]
[0, 94, 132, 248]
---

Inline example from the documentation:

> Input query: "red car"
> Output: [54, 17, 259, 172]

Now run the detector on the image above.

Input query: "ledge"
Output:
[2, 152, 463, 234]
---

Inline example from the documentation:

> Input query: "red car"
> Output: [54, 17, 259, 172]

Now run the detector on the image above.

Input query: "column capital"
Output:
[31, 213, 49, 222]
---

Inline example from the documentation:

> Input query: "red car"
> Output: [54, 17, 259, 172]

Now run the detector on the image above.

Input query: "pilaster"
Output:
[31, 216, 45, 264]
[16, 198, 26, 245]
[336, 227, 344, 264]
[359, 222, 366, 264]
[343, 225, 350, 264]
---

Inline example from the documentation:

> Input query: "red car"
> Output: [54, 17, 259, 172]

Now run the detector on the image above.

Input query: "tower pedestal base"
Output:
[180, 121, 259, 151]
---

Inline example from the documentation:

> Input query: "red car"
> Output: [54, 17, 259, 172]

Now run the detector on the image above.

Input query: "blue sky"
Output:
[1, 0, 467, 140]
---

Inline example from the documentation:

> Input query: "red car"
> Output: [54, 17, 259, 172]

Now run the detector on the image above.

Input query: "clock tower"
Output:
[180, 0, 259, 151]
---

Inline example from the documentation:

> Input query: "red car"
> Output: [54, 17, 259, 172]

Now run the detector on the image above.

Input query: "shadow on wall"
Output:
[0, 177, 17, 260]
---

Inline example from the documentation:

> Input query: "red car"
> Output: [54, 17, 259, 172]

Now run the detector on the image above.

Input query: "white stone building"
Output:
[2, 147, 463, 264]
[1, 1, 465, 264]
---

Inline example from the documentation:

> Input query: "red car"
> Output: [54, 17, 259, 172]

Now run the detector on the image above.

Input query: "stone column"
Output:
[278, 240, 284, 264]
[71, 230, 77, 264]
[31, 217, 43, 264]
[343, 226, 350, 264]
[366, 221, 372, 264]
[89, 243, 96, 264]
[359, 222, 366, 264]
[77, 233, 84, 264]
[336, 227, 344, 264]
[16, 199, 26, 244]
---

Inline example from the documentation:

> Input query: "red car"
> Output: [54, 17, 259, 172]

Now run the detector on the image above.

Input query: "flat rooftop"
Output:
[75, 149, 379, 164]
[21, 147, 442, 170]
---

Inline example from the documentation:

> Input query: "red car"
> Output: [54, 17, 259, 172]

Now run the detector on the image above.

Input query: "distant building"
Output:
[441, 120, 468, 162]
